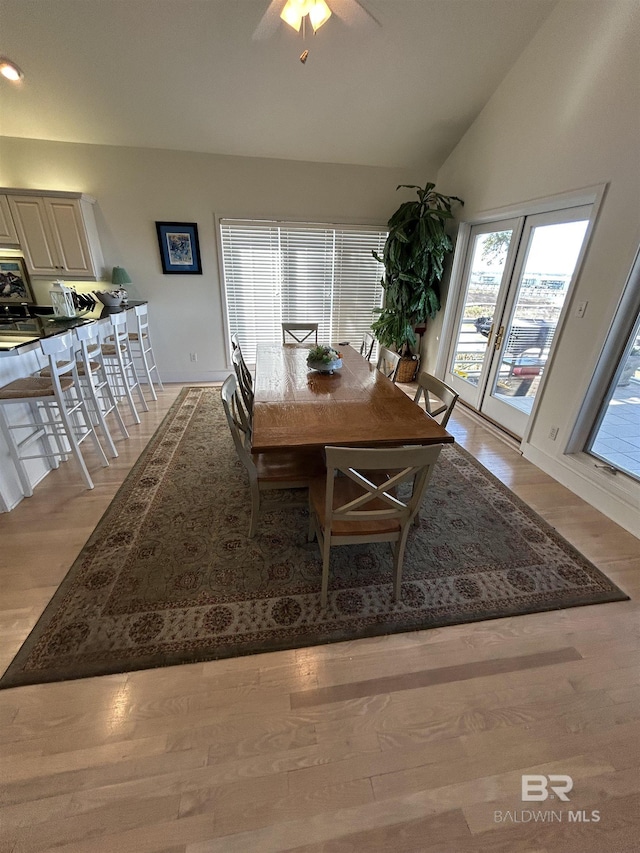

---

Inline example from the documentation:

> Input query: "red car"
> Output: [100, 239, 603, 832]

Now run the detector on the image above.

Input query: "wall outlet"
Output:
[189, 352, 197, 362]
[549, 425, 559, 440]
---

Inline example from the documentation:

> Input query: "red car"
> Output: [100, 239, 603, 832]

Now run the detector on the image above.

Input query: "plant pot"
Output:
[307, 358, 342, 375]
[396, 357, 419, 383]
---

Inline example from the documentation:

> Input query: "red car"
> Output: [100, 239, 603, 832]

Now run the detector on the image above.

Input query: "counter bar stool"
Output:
[74, 322, 129, 457]
[100, 311, 148, 423]
[127, 304, 163, 401]
[0, 330, 109, 494]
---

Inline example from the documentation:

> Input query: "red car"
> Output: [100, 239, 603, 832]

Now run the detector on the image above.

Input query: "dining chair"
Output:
[308, 444, 443, 607]
[359, 331, 375, 361]
[232, 347, 254, 420]
[221, 374, 325, 537]
[282, 322, 318, 346]
[376, 347, 401, 382]
[0, 330, 109, 495]
[413, 372, 459, 427]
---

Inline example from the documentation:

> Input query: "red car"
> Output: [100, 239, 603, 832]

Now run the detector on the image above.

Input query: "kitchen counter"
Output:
[0, 301, 147, 354]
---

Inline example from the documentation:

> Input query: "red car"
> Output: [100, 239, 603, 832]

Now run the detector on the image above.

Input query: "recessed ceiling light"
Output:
[0, 57, 24, 82]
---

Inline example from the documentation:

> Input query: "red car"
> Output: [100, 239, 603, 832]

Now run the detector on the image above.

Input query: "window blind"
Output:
[220, 219, 387, 363]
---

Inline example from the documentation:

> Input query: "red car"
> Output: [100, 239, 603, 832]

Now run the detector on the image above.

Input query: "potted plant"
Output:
[307, 345, 343, 374]
[371, 182, 463, 381]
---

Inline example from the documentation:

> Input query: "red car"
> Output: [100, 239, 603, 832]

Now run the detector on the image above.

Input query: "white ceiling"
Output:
[0, 0, 556, 171]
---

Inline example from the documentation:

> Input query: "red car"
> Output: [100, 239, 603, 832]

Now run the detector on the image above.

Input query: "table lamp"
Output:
[111, 266, 132, 287]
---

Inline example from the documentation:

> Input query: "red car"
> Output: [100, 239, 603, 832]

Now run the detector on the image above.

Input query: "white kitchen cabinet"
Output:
[5, 191, 105, 279]
[0, 195, 19, 244]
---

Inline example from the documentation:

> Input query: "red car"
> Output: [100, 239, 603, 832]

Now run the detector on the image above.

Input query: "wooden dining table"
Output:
[251, 344, 455, 453]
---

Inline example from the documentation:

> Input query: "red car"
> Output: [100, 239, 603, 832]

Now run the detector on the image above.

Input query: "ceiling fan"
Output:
[252, 0, 381, 42]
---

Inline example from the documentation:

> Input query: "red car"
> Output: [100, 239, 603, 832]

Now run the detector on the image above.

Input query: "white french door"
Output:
[446, 205, 592, 437]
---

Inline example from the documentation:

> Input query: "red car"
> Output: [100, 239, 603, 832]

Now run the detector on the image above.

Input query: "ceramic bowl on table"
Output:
[307, 358, 343, 375]
[94, 290, 127, 308]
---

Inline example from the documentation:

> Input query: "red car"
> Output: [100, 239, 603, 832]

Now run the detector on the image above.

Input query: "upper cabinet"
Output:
[0, 195, 19, 244]
[2, 190, 105, 280]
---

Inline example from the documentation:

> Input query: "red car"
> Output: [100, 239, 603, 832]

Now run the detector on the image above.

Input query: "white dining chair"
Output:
[413, 372, 459, 427]
[282, 322, 318, 346]
[232, 347, 254, 421]
[376, 347, 401, 382]
[308, 444, 443, 607]
[221, 374, 325, 538]
[359, 332, 375, 361]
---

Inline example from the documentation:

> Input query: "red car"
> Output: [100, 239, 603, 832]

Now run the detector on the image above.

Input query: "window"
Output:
[568, 245, 640, 484]
[586, 307, 640, 481]
[220, 219, 387, 363]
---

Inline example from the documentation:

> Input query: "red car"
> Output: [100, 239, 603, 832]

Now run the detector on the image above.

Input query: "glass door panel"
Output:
[481, 209, 590, 435]
[447, 220, 521, 407]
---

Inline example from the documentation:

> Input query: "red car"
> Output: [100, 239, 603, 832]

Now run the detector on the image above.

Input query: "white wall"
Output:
[0, 138, 417, 381]
[435, 0, 640, 535]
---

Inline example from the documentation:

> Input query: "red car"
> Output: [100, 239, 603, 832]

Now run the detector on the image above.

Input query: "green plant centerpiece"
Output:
[371, 183, 463, 371]
[307, 345, 343, 374]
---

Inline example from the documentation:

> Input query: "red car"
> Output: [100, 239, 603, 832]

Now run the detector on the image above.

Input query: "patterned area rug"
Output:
[1, 387, 628, 689]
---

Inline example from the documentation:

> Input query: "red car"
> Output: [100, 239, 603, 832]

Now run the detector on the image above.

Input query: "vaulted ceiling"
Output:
[0, 0, 556, 170]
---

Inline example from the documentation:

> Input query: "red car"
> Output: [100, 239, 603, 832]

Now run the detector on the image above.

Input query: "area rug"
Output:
[0, 387, 628, 689]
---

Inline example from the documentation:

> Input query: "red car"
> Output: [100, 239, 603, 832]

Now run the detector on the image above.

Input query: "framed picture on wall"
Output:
[155, 222, 202, 274]
[0, 256, 35, 304]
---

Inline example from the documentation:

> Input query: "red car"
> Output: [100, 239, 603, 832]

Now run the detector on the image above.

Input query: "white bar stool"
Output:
[0, 330, 109, 494]
[100, 311, 148, 423]
[128, 304, 163, 400]
[74, 322, 130, 457]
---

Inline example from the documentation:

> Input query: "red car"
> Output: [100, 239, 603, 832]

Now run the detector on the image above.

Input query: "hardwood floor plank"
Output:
[0, 747, 208, 808]
[13, 792, 182, 853]
[289, 648, 582, 709]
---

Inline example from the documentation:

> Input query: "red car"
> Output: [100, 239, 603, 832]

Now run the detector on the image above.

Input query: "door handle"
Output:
[494, 325, 505, 351]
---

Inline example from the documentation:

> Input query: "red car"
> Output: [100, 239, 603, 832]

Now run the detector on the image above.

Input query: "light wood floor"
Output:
[1, 383, 639, 853]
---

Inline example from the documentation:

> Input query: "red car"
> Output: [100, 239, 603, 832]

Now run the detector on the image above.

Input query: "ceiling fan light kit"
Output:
[0, 56, 24, 82]
[280, 0, 332, 33]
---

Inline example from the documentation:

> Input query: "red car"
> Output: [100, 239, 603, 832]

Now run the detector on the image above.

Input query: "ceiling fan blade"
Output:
[330, 0, 382, 29]
[252, 0, 285, 41]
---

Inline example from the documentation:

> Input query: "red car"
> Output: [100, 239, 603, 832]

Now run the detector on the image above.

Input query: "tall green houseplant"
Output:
[372, 183, 463, 356]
